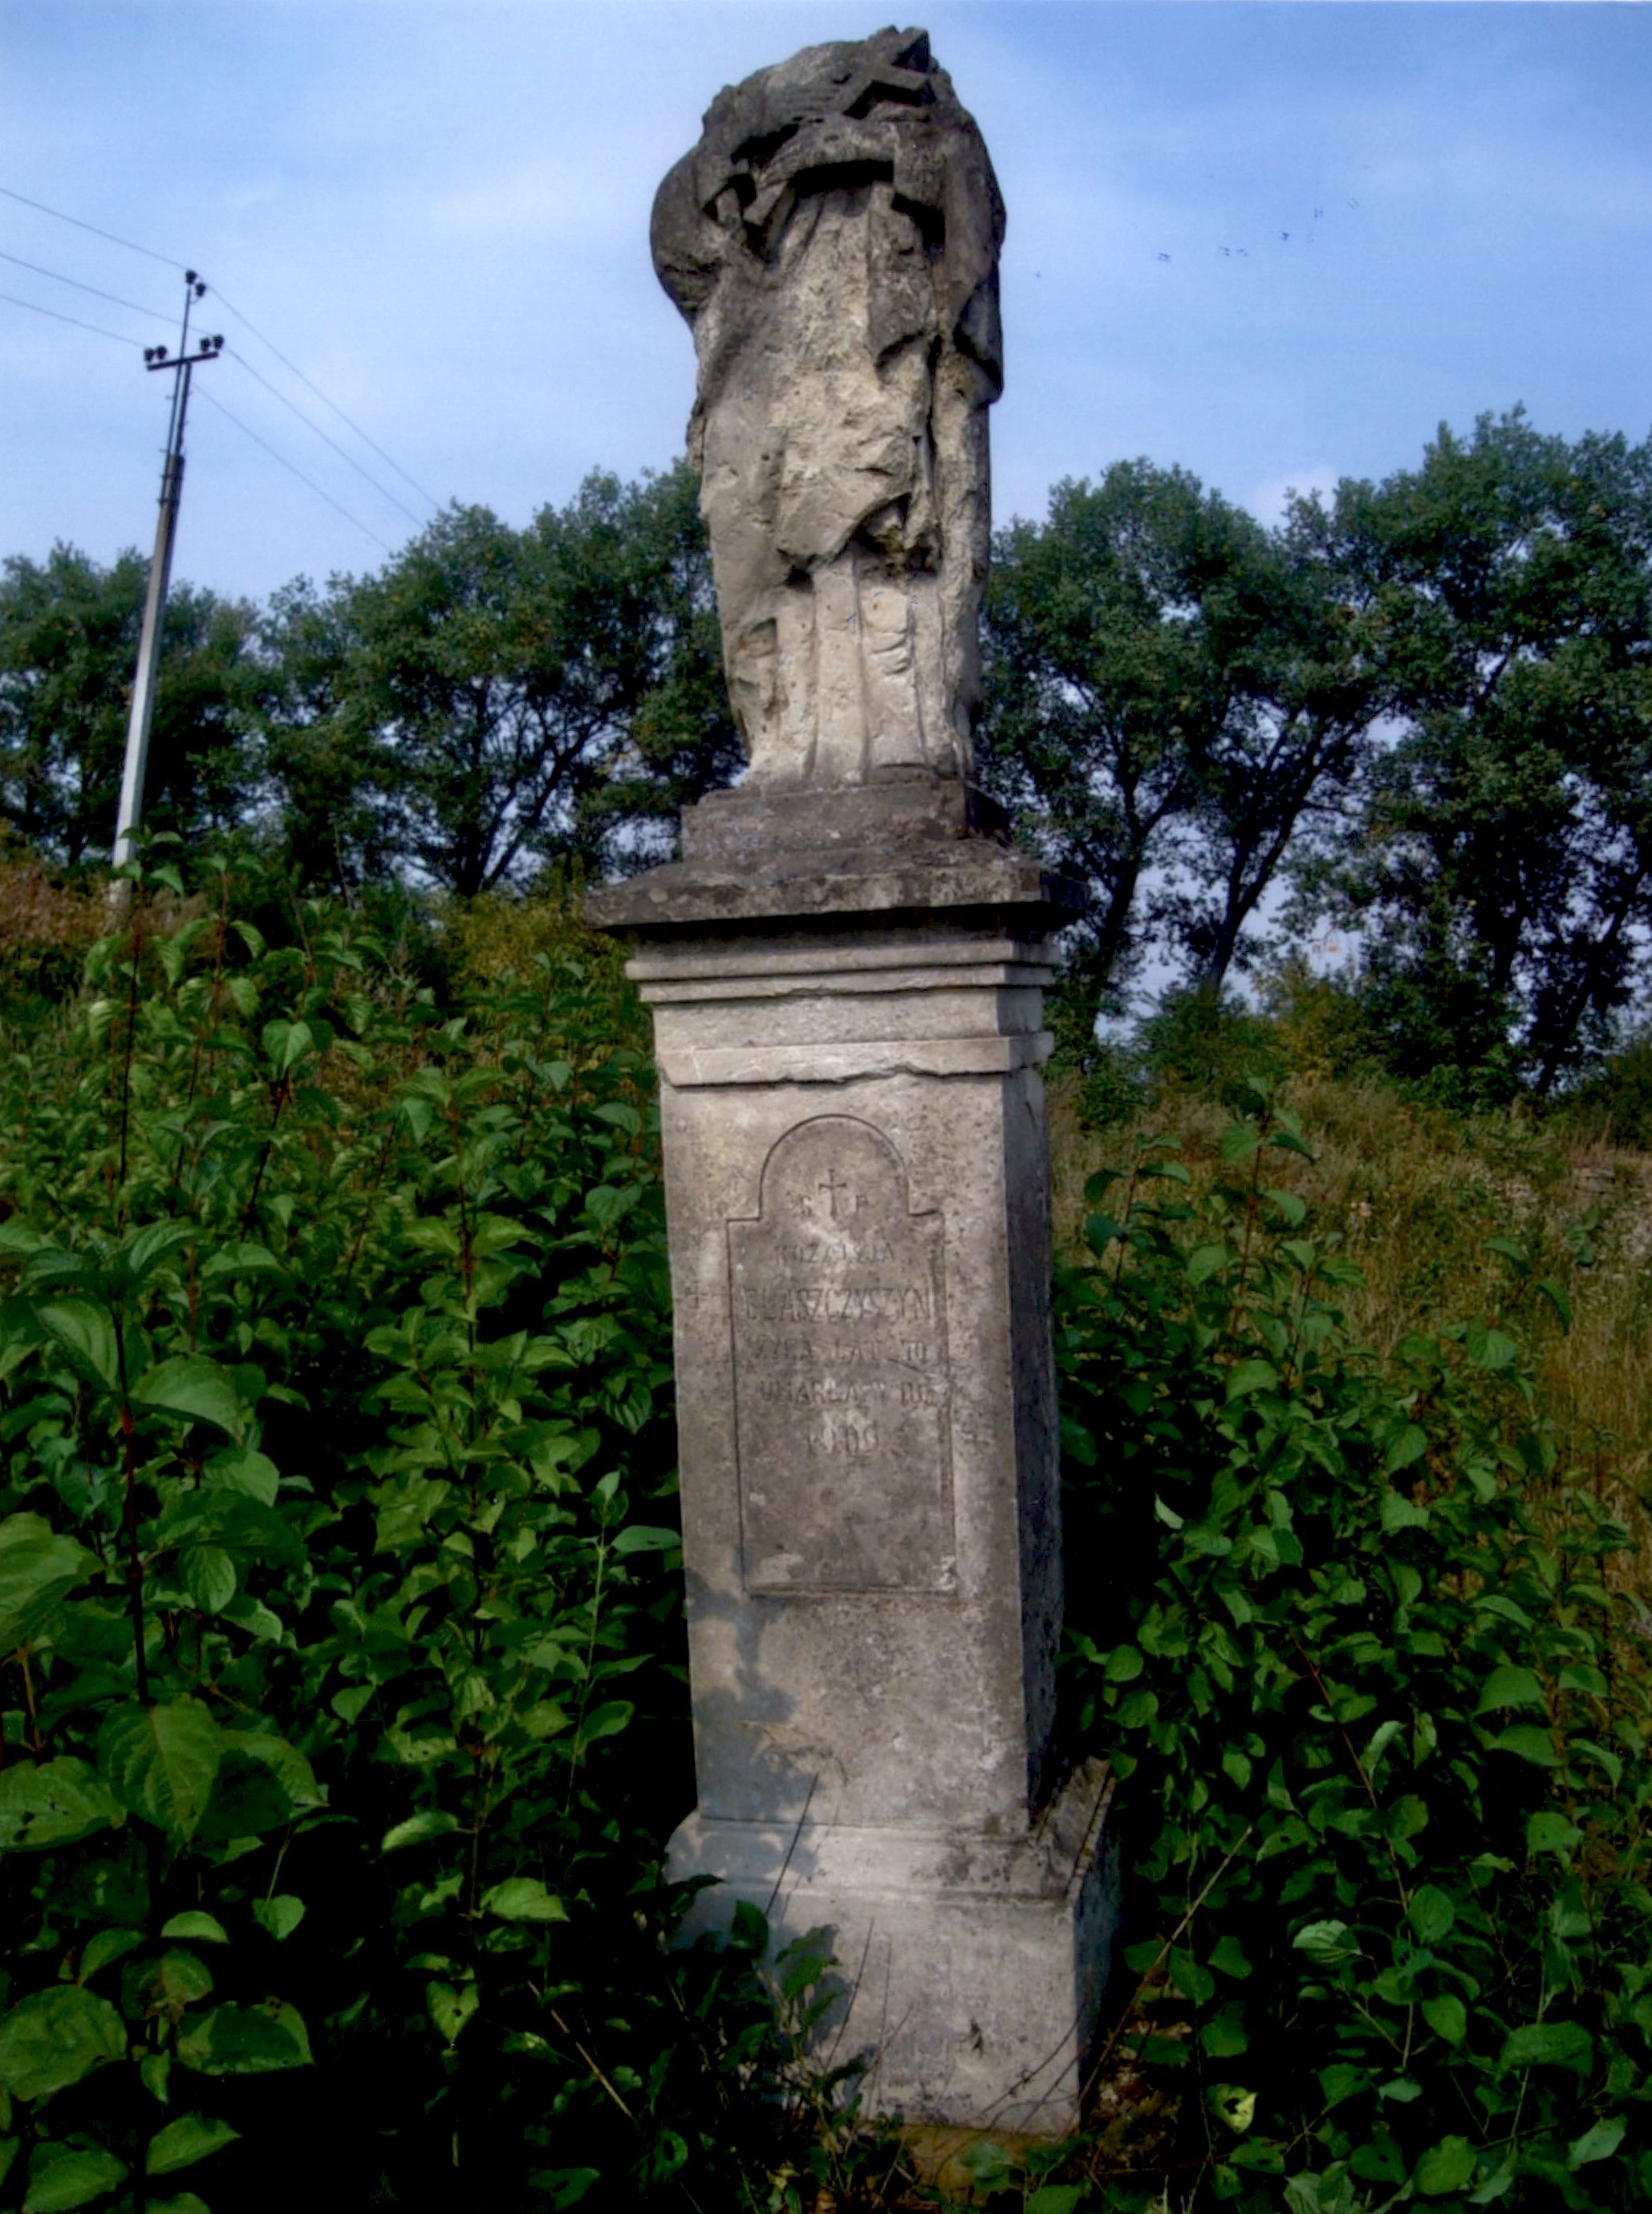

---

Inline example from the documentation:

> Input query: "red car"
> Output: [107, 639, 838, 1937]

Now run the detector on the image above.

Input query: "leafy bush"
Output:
[1060, 1096, 1652, 2209]
[0, 856, 837, 2212]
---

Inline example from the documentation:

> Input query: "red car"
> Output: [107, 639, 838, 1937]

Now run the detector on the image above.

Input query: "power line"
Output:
[196, 384, 393, 555]
[2, 178, 440, 525]
[0, 246, 171, 324]
[0, 288, 140, 347]
[225, 346, 423, 528]
[212, 286, 440, 512]
[0, 182, 185, 271]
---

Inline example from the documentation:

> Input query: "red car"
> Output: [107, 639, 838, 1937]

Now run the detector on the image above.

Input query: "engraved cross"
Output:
[818, 1169, 854, 1221]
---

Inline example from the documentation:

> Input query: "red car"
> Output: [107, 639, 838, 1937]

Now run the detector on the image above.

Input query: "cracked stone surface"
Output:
[651, 26, 1005, 790]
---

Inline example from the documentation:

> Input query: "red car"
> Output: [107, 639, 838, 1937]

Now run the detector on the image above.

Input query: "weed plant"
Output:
[0, 855, 855, 2212]
[3, 862, 1651, 2212]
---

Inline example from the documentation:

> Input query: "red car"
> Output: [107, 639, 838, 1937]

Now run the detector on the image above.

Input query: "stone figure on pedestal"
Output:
[651, 27, 1005, 787]
[592, 26, 1114, 2132]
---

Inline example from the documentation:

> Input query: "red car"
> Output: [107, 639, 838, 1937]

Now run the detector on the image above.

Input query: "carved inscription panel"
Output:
[729, 1116, 956, 1594]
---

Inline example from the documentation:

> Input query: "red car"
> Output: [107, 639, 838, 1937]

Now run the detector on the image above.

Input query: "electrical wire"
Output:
[195, 384, 394, 555]
[225, 347, 423, 527]
[2, 179, 439, 527]
[0, 183, 185, 270]
[0, 247, 172, 324]
[211, 286, 440, 511]
[0, 288, 140, 347]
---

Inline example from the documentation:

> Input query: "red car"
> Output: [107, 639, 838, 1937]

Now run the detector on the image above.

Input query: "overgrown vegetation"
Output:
[0, 855, 873, 2211]
[2, 857, 1649, 2212]
[6, 393, 1652, 2207]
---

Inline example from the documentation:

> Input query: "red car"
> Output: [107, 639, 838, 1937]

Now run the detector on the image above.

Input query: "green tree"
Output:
[1297, 410, 1652, 1097]
[0, 543, 257, 865]
[258, 464, 736, 898]
[981, 462, 1371, 1021]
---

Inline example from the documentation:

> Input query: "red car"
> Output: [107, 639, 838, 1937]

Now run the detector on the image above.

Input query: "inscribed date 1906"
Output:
[729, 1115, 956, 1593]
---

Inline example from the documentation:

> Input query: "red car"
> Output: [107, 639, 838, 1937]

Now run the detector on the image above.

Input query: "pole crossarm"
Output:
[111, 278, 223, 882]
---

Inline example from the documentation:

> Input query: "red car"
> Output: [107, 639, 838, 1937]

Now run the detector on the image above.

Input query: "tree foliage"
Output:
[0, 546, 257, 866]
[1293, 410, 1652, 1098]
[981, 462, 1374, 1010]
[258, 464, 737, 897]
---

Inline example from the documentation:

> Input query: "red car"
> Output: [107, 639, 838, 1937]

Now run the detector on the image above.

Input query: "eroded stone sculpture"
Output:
[651, 26, 1005, 788]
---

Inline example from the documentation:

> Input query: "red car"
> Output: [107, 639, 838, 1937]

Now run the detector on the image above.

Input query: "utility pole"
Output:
[109, 272, 224, 901]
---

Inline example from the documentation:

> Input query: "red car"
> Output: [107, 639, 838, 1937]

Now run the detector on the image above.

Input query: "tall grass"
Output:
[1050, 1069, 1652, 1565]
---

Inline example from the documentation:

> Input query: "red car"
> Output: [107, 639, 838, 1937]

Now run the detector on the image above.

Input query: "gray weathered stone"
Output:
[589, 29, 1114, 2131]
[590, 892, 1117, 2127]
[651, 26, 1004, 788]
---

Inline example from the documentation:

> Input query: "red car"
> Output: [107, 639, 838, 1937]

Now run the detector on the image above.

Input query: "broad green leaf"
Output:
[79, 1928, 144, 1981]
[1292, 1919, 1359, 1966]
[160, 1914, 228, 1946]
[203, 1446, 279, 1505]
[1209, 1933, 1252, 1980]
[1199, 2002, 1248, 2058]
[124, 1951, 213, 2025]
[1213, 2086, 1256, 2134]
[1380, 1490, 1429, 1534]
[1407, 1884, 1455, 1945]
[426, 1980, 478, 2046]
[1025, 2191, 1083, 2214]
[1318, 2063, 1365, 2107]
[251, 1895, 306, 1943]
[1383, 1424, 1428, 1473]
[1568, 2116, 1625, 2169]
[1475, 1665, 1546, 1714]
[1487, 1724, 1558, 1767]
[1528, 1810, 1584, 1857]
[1415, 2138, 1476, 2196]
[381, 1810, 460, 1854]
[573, 1700, 633, 1751]
[0, 1515, 98, 1655]
[1465, 1322, 1518, 1371]
[373, 1475, 449, 1554]
[181, 1546, 237, 1615]
[22, 2143, 127, 2212]
[1226, 1359, 1279, 1399]
[135, 1355, 241, 1437]
[261, 1018, 315, 1073]
[1422, 1993, 1467, 2045]
[146, 2112, 240, 2175]
[0, 1759, 122, 1852]
[97, 1700, 223, 1842]
[0, 1986, 126, 2098]
[35, 1300, 120, 1395]
[123, 1221, 196, 1285]
[176, 2001, 311, 2074]
[609, 1525, 680, 1557]
[481, 1878, 567, 1924]
[1498, 2019, 1592, 2074]
[194, 1740, 311, 1844]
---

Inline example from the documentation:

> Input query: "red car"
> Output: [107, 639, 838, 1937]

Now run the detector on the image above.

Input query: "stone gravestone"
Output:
[590, 26, 1116, 2132]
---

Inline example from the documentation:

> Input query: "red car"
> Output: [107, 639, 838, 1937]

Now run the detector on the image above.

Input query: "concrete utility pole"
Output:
[110, 273, 224, 893]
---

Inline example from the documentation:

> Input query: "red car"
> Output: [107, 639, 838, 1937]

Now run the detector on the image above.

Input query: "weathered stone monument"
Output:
[591, 26, 1114, 2131]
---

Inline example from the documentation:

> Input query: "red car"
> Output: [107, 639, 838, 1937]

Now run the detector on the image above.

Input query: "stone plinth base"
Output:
[669, 1760, 1118, 2134]
[593, 803, 1112, 2133]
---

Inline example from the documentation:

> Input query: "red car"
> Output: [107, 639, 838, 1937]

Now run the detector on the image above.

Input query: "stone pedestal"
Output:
[590, 786, 1116, 2131]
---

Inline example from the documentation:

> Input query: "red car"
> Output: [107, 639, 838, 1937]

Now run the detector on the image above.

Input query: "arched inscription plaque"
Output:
[729, 1116, 956, 1594]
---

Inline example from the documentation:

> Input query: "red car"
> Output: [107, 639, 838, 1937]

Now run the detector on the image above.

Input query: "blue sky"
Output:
[3, 2, 1650, 606]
